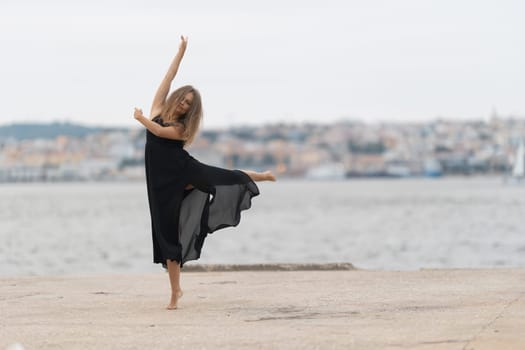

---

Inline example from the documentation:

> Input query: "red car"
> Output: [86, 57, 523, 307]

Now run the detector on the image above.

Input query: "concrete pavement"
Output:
[1, 265, 524, 349]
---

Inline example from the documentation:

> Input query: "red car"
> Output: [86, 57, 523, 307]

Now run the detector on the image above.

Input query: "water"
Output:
[1, 178, 525, 276]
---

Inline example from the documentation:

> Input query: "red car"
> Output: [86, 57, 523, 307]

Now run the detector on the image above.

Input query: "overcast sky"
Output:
[1, 0, 524, 128]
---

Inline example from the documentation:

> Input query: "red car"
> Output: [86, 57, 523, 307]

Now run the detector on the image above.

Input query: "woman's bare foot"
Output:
[242, 169, 276, 182]
[263, 171, 276, 182]
[166, 289, 183, 310]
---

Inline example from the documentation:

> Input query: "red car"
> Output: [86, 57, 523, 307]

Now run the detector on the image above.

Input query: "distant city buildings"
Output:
[0, 116, 524, 182]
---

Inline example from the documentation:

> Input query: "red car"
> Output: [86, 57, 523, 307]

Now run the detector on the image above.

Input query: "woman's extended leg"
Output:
[166, 259, 183, 309]
[241, 170, 276, 182]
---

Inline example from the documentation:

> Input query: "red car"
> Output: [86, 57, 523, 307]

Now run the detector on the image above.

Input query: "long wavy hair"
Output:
[160, 85, 203, 145]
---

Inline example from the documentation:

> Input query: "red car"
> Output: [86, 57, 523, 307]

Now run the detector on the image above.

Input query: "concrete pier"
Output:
[1, 265, 524, 349]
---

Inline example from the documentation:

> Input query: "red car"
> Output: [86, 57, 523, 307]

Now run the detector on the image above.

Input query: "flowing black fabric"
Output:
[144, 117, 259, 267]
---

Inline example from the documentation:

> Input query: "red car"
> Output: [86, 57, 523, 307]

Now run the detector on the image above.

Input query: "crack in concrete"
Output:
[421, 339, 469, 345]
[245, 310, 360, 322]
[389, 339, 470, 347]
[462, 291, 524, 350]
[0, 292, 42, 300]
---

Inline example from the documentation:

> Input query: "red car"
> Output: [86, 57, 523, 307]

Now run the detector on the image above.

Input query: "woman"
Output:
[134, 36, 275, 310]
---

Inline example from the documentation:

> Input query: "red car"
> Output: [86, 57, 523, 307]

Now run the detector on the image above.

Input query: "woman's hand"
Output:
[134, 107, 144, 121]
[179, 35, 188, 53]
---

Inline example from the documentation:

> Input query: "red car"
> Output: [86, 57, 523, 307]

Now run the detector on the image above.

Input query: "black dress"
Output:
[145, 116, 259, 267]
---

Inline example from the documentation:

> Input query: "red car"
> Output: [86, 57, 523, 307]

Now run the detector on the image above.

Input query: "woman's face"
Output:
[175, 92, 194, 115]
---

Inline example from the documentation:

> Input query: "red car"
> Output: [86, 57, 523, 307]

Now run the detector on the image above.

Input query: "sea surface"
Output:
[1, 178, 525, 276]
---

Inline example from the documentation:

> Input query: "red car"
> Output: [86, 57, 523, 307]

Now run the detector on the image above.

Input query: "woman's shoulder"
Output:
[153, 115, 181, 124]
[152, 115, 166, 125]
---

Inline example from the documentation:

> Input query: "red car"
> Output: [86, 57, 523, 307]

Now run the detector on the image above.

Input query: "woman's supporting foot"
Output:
[166, 289, 183, 310]
[165, 259, 182, 309]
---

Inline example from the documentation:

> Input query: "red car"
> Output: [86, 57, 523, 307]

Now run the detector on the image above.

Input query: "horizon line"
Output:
[2, 114, 525, 130]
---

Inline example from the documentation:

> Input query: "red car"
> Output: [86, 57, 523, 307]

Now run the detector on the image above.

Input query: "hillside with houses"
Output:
[1, 115, 524, 182]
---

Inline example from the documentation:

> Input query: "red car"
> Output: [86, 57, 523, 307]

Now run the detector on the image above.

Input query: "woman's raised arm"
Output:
[149, 36, 188, 118]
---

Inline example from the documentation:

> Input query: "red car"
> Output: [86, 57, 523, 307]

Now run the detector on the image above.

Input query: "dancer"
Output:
[134, 36, 275, 309]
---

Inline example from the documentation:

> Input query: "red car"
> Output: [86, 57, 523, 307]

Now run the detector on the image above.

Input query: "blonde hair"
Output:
[161, 85, 203, 145]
